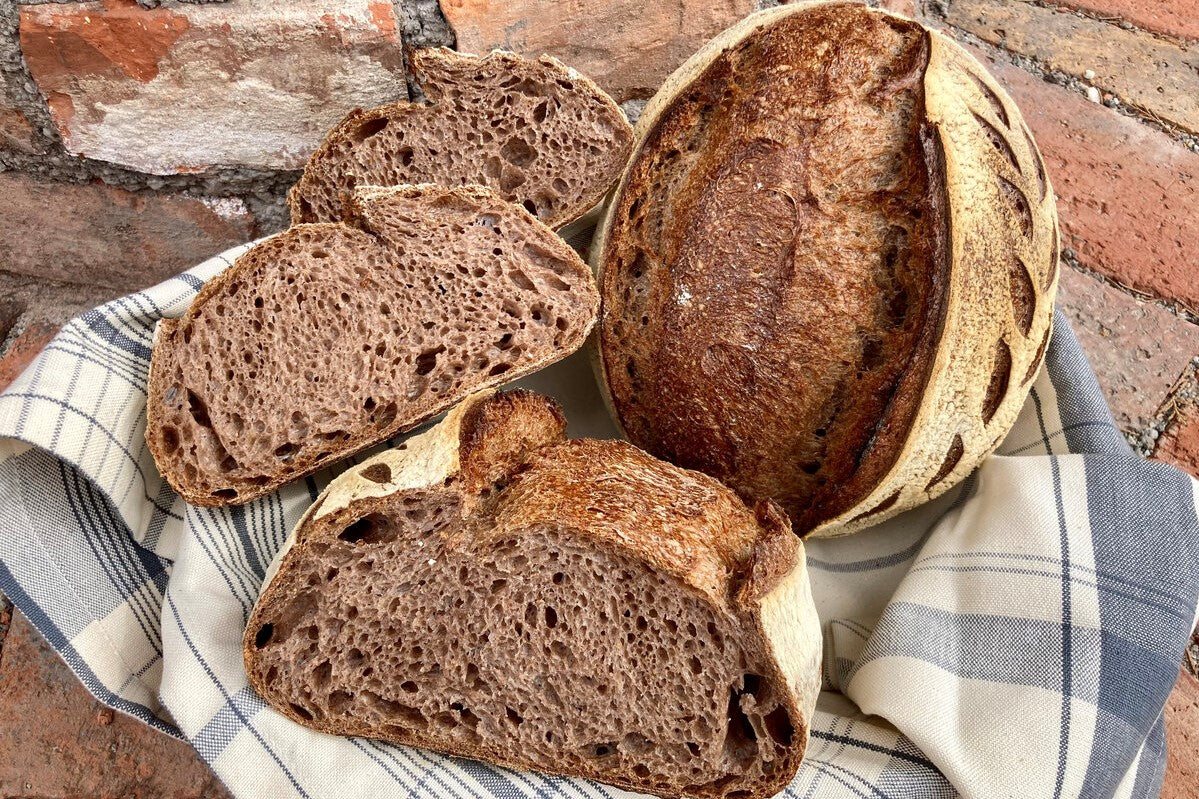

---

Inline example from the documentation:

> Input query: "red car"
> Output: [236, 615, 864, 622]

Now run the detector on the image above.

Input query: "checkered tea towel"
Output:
[1, 240, 1197, 799]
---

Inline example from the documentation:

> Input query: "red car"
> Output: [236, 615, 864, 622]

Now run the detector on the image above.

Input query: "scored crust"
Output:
[245, 390, 822, 799]
[287, 48, 634, 230]
[146, 184, 599, 507]
[591, 1, 1059, 537]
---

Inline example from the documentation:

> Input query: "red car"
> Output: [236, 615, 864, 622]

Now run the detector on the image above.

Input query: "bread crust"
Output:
[592, 1, 1059, 537]
[146, 184, 599, 507]
[287, 48, 632, 231]
[245, 390, 822, 799]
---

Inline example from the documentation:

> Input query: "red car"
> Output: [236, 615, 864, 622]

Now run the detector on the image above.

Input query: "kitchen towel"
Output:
[0, 240, 1196, 799]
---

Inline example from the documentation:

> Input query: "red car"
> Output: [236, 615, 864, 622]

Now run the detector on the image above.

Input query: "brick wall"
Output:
[0, 0, 1197, 794]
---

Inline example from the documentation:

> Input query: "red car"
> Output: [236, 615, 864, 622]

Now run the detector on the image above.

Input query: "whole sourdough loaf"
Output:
[244, 390, 821, 799]
[594, 1, 1060, 537]
[289, 48, 634, 230]
[147, 184, 598, 506]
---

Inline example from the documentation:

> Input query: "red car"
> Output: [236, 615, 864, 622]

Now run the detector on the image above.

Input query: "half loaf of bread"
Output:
[147, 184, 598, 506]
[289, 48, 634, 230]
[594, 1, 1059, 537]
[244, 389, 821, 799]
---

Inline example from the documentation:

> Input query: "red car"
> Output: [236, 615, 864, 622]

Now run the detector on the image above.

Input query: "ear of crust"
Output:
[809, 24, 1059, 537]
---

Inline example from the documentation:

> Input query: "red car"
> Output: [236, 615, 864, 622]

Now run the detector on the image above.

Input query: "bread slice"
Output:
[288, 48, 634, 230]
[146, 184, 598, 507]
[244, 389, 821, 799]
[593, 2, 1059, 537]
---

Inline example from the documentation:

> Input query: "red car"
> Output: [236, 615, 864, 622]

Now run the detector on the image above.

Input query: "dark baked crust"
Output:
[599, 5, 950, 533]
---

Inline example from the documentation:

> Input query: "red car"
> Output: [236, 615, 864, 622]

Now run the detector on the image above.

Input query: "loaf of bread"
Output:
[289, 48, 634, 230]
[244, 389, 821, 799]
[147, 184, 598, 506]
[593, 1, 1059, 537]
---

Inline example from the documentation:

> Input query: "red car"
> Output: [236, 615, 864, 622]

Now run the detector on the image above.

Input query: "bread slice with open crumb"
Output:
[147, 184, 598, 507]
[288, 48, 634, 230]
[244, 389, 821, 799]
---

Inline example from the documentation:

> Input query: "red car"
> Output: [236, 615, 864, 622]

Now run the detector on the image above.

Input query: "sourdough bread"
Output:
[593, 2, 1059, 537]
[147, 184, 598, 506]
[288, 48, 634, 230]
[244, 390, 822, 799]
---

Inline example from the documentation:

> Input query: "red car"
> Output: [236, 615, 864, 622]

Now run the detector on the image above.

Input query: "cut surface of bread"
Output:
[594, 2, 1058, 537]
[147, 185, 598, 506]
[245, 390, 821, 799]
[288, 48, 634, 230]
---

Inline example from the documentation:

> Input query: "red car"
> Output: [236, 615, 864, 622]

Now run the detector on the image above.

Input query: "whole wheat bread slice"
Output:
[244, 389, 821, 799]
[146, 185, 598, 507]
[288, 48, 633, 230]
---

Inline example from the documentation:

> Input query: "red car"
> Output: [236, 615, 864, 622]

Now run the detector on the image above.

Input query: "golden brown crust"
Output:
[592, 1, 1058, 537]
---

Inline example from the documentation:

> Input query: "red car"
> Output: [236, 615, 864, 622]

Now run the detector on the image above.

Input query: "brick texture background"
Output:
[0, 0, 1197, 795]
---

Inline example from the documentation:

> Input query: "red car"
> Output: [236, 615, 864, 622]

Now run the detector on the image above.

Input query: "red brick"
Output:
[945, 0, 1199, 134]
[973, 54, 1199, 310]
[0, 611, 231, 799]
[441, 0, 756, 103]
[1, 172, 255, 292]
[1163, 669, 1199, 799]
[0, 321, 59, 392]
[19, 0, 406, 173]
[1041, 0, 1199, 43]
[1056, 266, 1199, 431]
[1154, 397, 1199, 478]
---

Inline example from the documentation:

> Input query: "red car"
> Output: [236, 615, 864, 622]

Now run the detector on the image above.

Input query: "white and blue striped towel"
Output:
[1, 241, 1197, 799]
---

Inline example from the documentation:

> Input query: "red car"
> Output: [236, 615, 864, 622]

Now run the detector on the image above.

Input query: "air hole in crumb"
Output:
[274, 442, 299, 461]
[415, 346, 445, 376]
[290, 703, 313, 721]
[374, 401, 398, 430]
[361, 463, 392, 484]
[488, 363, 512, 376]
[400, 680, 418, 693]
[544, 607, 558, 628]
[160, 426, 179, 454]
[522, 199, 538, 216]
[588, 742, 617, 758]
[399, 147, 414, 167]
[352, 117, 389, 142]
[187, 390, 211, 429]
[211, 488, 238, 501]
[254, 623, 274, 648]
[764, 706, 795, 746]
[338, 513, 392, 545]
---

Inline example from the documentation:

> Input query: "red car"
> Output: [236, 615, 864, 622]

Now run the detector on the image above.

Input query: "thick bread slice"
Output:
[593, 2, 1058, 537]
[147, 185, 598, 507]
[288, 48, 634, 230]
[244, 390, 821, 799]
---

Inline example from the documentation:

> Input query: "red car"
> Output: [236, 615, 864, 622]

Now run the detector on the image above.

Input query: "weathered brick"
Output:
[1041, 0, 1199, 43]
[1163, 669, 1199, 799]
[0, 320, 59, 391]
[440, 0, 756, 103]
[1155, 397, 1199, 479]
[0, 71, 41, 154]
[1056, 266, 1199, 431]
[945, 0, 1199, 134]
[974, 54, 1199, 310]
[1, 172, 255, 292]
[19, 0, 407, 173]
[0, 611, 231, 799]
